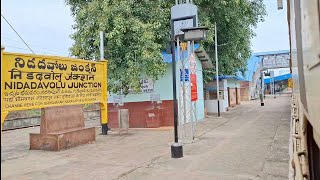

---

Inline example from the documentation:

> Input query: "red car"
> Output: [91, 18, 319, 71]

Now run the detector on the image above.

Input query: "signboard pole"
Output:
[188, 41, 194, 140]
[100, 31, 108, 135]
[181, 43, 187, 140]
[1, 47, 8, 145]
[191, 41, 197, 138]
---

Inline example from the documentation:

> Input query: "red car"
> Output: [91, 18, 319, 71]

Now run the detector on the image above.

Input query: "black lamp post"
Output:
[170, 16, 208, 158]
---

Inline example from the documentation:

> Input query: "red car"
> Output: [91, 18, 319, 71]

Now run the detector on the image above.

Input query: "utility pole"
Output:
[215, 23, 220, 117]
[260, 70, 265, 106]
[272, 70, 276, 98]
[100, 31, 104, 60]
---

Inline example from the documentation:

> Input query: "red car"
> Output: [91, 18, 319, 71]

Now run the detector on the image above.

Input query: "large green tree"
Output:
[195, 0, 266, 83]
[66, 0, 266, 93]
[66, 0, 172, 94]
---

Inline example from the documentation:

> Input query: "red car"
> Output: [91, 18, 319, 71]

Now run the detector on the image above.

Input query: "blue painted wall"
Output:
[108, 65, 173, 103]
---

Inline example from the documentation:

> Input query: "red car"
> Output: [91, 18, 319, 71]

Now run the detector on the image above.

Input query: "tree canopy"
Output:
[66, 0, 266, 94]
[195, 0, 266, 83]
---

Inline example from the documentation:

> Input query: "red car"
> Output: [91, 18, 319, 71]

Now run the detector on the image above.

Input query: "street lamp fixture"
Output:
[181, 27, 209, 41]
[169, 15, 208, 159]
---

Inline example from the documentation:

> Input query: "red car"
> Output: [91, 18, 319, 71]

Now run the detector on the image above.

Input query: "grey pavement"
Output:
[1, 95, 291, 180]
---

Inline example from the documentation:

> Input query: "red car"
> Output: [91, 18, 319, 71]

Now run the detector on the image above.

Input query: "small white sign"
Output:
[150, 93, 160, 101]
[189, 54, 196, 73]
[141, 79, 154, 93]
[129, 78, 154, 94]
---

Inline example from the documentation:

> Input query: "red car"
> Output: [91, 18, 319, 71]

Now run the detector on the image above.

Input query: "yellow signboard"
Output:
[288, 78, 293, 88]
[1, 48, 108, 125]
[180, 42, 187, 51]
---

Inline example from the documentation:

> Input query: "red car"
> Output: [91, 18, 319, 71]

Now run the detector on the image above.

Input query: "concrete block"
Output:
[30, 105, 96, 151]
[30, 127, 96, 151]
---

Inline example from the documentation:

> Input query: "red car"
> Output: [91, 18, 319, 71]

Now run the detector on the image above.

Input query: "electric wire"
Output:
[1, 13, 35, 54]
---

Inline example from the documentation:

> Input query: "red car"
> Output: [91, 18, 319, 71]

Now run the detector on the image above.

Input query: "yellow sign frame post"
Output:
[100, 59, 109, 134]
[1, 47, 9, 141]
[1, 47, 109, 140]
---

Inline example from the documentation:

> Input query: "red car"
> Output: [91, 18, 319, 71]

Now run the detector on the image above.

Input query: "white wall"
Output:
[205, 99, 228, 113]
[205, 79, 228, 113]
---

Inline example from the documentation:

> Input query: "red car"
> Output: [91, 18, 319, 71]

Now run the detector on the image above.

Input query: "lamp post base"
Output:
[171, 143, 183, 158]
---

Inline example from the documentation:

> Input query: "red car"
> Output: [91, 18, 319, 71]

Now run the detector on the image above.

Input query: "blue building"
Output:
[107, 44, 213, 128]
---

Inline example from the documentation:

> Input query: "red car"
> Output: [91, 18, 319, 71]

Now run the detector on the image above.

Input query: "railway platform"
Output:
[1, 95, 291, 180]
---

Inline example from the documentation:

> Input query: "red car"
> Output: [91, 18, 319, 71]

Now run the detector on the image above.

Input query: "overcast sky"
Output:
[1, 0, 289, 56]
[1, 0, 74, 56]
[250, 0, 289, 53]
